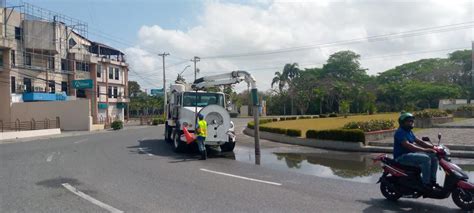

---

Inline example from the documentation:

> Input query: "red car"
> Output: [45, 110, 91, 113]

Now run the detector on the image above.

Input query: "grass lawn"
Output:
[262, 113, 399, 136]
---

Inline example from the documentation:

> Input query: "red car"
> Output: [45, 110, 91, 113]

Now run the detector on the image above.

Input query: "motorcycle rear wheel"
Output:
[380, 181, 402, 201]
[452, 187, 474, 211]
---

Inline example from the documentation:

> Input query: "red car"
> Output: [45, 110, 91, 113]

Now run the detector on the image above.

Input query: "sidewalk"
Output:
[0, 125, 155, 145]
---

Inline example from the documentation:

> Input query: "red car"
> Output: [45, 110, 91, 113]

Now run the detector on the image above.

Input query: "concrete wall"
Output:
[0, 128, 61, 140]
[11, 99, 92, 131]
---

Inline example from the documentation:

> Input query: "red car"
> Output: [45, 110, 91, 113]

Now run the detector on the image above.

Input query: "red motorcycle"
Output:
[373, 134, 474, 210]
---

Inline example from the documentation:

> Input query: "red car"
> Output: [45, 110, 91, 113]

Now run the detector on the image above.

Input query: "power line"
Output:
[200, 21, 474, 59]
[181, 46, 470, 77]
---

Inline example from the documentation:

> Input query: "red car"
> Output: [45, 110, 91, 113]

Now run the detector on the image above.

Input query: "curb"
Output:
[432, 125, 474, 129]
[368, 141, 474, 151]
[244, 128, 474, 158]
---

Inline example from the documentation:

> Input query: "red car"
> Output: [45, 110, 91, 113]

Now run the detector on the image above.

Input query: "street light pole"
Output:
[191, 56, 200, 82]
[158, 52, 169, 116]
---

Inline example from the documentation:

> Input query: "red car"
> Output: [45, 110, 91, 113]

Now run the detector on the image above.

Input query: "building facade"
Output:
[0, 3, 128, 125]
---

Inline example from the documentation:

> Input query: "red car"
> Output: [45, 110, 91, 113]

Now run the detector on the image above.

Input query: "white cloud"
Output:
[127, 0, 473, 92]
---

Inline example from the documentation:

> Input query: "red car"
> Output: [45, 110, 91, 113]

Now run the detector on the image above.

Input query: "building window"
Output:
[11, 76, 15, 93]
[114, 68, 119, 80]
[14, 27, 21, 40]
[47, 57, 54, 70]
[109, 67, 113, 79]
[97, 64, 102, 78]
[113, 87, 118, 98]
[48, 80, 55, 93]
[23, 78, 32, 93]
[97, 86, 100, 97]
[61, 59, 69, 71]
[24, 52, 31, 66]
[11, 50, 15, 67]
[76, 61, 89, 72]
[69, 38, 77, 49]
[108, 86, 112, 98]
[61, 81, 68, 94]
[77, 89, 86, 98]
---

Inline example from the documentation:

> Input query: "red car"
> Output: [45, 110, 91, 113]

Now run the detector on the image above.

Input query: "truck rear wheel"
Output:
[165, 123, 172, 143]
[220, 137, 236, 152]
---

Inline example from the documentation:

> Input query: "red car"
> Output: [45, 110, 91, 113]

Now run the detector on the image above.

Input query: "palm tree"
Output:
[271, 63, 300, 115]
[271, 71, 287, 93]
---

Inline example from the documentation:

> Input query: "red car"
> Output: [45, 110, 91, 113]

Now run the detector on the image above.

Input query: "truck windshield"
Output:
[182, 92, 225, 107]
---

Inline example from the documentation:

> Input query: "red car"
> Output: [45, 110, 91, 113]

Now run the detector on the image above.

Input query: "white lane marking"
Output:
[46, 152, 55, 162]
[138, 148, 154, 156]
[73, 139, 88, 144]
[200, 168, 282, 186]
[61, 183, 123, 213]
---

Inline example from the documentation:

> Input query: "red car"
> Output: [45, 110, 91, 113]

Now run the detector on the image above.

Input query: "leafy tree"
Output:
[128, 81, 142, 97]
[322, 50, 367, 81]
[339, 100, 350, 118]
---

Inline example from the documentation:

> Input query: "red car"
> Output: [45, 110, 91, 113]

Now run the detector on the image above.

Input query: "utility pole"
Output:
[191, 56, 200, 82]
[158, 52, 170, 117]
[191, 56, 200, 129]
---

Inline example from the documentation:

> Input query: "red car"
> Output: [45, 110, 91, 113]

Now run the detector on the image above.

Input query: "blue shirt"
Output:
[393, 128, 416, 159]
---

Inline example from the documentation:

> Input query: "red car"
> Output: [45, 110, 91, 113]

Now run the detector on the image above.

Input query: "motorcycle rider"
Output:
[393, 112, 438, 191]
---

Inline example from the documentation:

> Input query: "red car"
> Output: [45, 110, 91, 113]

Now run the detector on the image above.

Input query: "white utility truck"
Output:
[164, 71, 257, 153]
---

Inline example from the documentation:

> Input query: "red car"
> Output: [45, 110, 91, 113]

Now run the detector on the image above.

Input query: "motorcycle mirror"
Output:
[421, 136, 430, 142]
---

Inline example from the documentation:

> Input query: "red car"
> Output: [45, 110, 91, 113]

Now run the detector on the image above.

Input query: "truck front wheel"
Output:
[173, 131, 186, 153]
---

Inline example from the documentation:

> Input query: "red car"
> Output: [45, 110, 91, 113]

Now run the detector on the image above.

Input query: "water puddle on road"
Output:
[228, 147, 474, 183]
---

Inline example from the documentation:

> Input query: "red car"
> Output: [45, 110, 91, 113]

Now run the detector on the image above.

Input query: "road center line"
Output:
[73, 139, 88, 144]
[61, 183, 123, 213]
[138, 148, 154, 156]
[46, 152, 55, 162]
[200, 168, 282, 186]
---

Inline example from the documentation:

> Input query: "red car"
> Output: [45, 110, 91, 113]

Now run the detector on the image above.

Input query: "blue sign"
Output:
[72, 79, 93, 89]
[151, 88, 164, 95]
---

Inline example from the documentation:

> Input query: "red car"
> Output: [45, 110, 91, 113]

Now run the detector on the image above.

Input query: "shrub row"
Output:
[111, 120, 123, 130]
[306, 129, 365, 143]
[413, 109, 448, 119]
[457, 105, 474, 112]
[343, 119, 395, 132]
[152, 117, 165, 125]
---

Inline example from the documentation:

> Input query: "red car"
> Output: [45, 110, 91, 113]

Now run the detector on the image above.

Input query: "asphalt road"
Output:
[0, 118, 468, 212]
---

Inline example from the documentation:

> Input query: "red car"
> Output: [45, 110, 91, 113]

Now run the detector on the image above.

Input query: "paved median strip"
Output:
[200, 168, 282, 186]
[61, 183, 123, 213]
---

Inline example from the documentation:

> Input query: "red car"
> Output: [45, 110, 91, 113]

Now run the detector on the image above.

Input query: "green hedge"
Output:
[457, 105, 474, 112]
[247, 122, 255, 129]
[329, 113, 338, 117]
[312, 115, 320, 119]
[298, 116, 311, 119]
[152, 117, 165, 125]
[260, 126, 287, 134]
[111, 120, 123, 130]
[319, 114, 328, 118]
[306, 129, 365, 143]
[286, 129, 302, 137]
[343, 119, 395, 132]
[414, 109, 448, 119]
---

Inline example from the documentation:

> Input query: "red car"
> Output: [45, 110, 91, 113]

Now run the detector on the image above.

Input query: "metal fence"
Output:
[0, 117, 60, 132]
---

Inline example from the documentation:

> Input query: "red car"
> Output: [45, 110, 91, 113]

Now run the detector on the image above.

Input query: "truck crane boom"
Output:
[191, 70, 257, 90]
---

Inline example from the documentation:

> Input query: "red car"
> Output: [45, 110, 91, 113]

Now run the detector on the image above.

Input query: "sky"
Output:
[12, 0, 474, 92]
